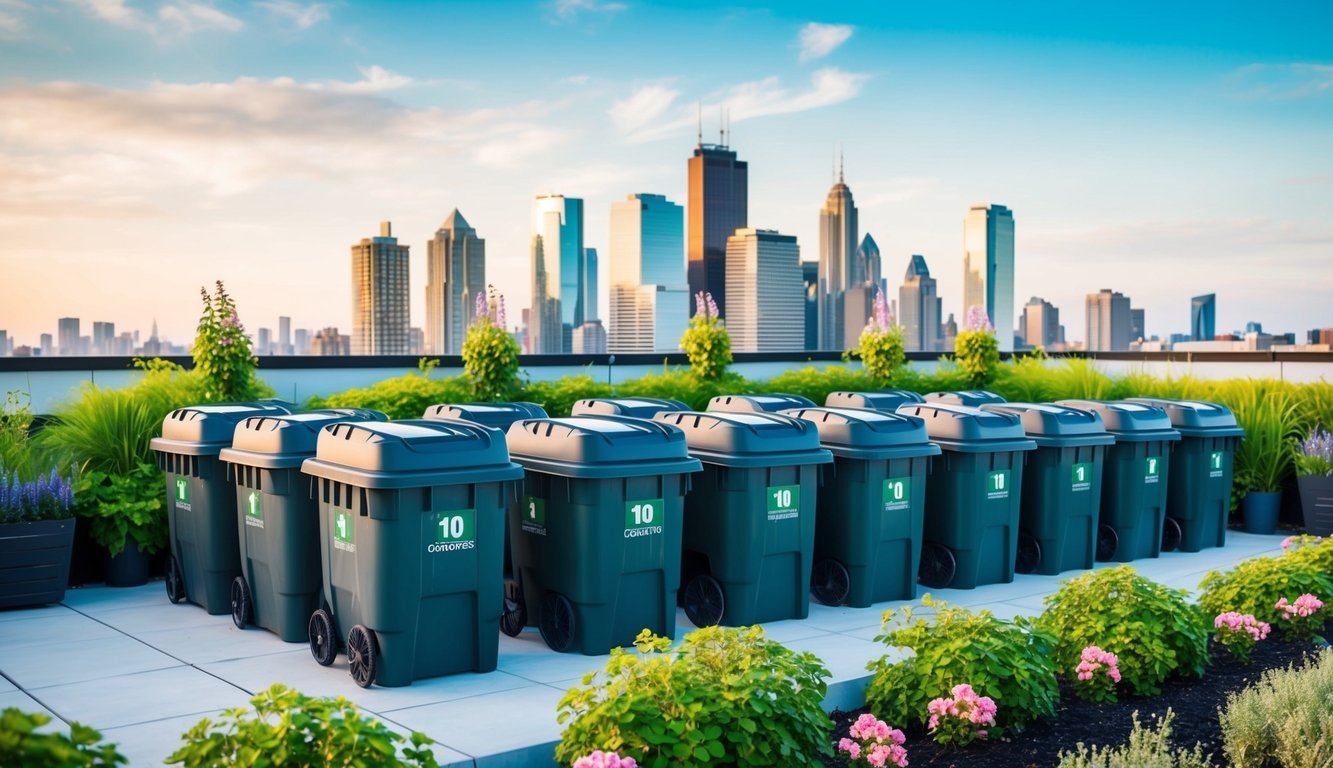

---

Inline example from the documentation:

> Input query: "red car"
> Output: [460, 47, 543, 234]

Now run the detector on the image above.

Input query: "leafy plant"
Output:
[192, 280, 261, 403]
[679, 292, 732, 381]
[73, 463, 166, 555]
[310, 371, 474, 420]
[167, 683, 439, 768]
[760, 366, 878, 408]
[1229, 383, 1301, 493]
[837, 713, 908, 766]
[462, 286, 522, 401]
[1198, 550, 1333, 633]
[1274, 594, 1325, 642]
[846, 289, 906, 385]
[864, 596, 1059, 732]
[555, 627, 832, 768]
[0, 468, 75, 524]
[0, 390, 47, 480]
[1072, 645, 1123, 703]
[1213, 612, 1271, 663]
[954, 305, 1000, 387]
[1037, 566, 1208, 696]
[1295, 428, 1333, 477]
[518, 374, 614, 417]
[615, 368, 747, 412]
[573, 751, 639, 768]
[0, 708, 127, 767]
[926, 683, 996, 747]
[1056, 710, 1212, 768]
[1220, 649, 1333, 768]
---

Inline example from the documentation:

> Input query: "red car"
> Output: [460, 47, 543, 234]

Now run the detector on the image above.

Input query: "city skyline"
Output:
[1, 2, 1331, 348]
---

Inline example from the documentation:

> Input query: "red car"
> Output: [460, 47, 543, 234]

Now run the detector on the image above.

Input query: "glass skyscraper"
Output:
[725, 228, 803, 352]
[818, 168, 858, 350]
[900, 254, 941, 352]
[1086, 289, 1132, 351]
[1192, 293, 1216, 341]
[963, 203, 1016, 352]
[609, 193, 688, 353]
[426, 209, 486, 355]
[530, 195, 585, 354]
[351, 221, 411, 355]
[688, 142, 747, 319]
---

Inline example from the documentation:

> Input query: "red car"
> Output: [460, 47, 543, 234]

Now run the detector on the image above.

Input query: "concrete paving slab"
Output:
[0, 689, 60, 724]
[135, 622, 306, 665]
[0, 603, 75, 624]
[381, 684, 566, 767]
[4, 610, 122, 648]
[88, 600, 228, 634]
[101, 710, 221, 767]
[3, 633, 182, 690]
[35, 665, 251, 730]
[495, 632, 609, 685]
[62, 583, 168, 614]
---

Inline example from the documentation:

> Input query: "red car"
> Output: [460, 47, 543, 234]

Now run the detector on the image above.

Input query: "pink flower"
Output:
[1281, 536, 1295, 549]
[965, 305, 994, 333]
[839, 738, 862, 760]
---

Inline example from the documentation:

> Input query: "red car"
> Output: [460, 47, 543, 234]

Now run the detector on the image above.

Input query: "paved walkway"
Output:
[0, 531, 1286, 767]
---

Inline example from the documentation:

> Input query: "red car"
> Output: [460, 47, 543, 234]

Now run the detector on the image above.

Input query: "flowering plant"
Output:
[1213, 612, 1271, 663]
[1275, 594, 1325, 641]
[1295, 428, 1333, 477]
[0, 469, 75, 524]
[192, 281, 259, 402]
[680, 292, 732, 381]
[572, 751, 637, 768]
[848, 289, 906, 384]
[1073, 645, 1122, 703]
[461, 286, 521, 402]
[954, 305, 999, 387]
[926, 683, 996, 747]
[837, 714, 908, 767]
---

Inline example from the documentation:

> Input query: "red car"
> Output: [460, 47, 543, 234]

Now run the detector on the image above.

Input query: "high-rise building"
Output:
[58, 318, 79, 356]
[572, 320, 607, 354]
[409, 327, 424, 355]
[941, 313, 959, 351]
[725, 228, 803, 352]
[351, 221, 411, 355]
[687, 139, 747, 319]
[1130, 308, 1145, 344]
[1020, 296, 1063, 350]
[802, 260, 819, 351]
[277, 316, 292, 356]
[900, 255, 941, 353]
[1086, 289, 1133, 351]
[294, 328, 310, 356]
[818, 165, 859, 350]
[608, 194, 688, 353]
[0, 331, 8, 357]
[530, 195, 585, 354]
[1191, 294, 1216, 341]
[257, 328, 271, 356]
[584, 247, 599, 324]
[963, 203, 1016, 353]
[857, 233, 882, 293]
[39, 333, 53, 357]
[310, 327, 351, 356]
[426, 209, 486, 355]
[91, 322, 114, 355]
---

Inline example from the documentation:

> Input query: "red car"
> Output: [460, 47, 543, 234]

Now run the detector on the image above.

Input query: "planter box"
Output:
[1298, 475, 1333, 537]
[0, 518, 75, 609]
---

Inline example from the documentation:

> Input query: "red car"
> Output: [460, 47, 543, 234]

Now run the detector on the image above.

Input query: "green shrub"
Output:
[1056, 709, 1211, 768]
[518, 374, 613, 417]
[555, 627, 831, 768]
[0, 708, 126, 767]
[167, 684, 438, 768]
[74, 463, 166, 556]
[993, 354, 1059, 402]
[1220, 649, 1333, 768]
[0, 390, 46, 480]
[846, 289, 906, 385]
[864, 596, 1059, 731]
[1198, 548, 1333, 633]
[461, 287, 522, 401]
[679, 292, 732, 381]
[954, 306, 1000, 387]
[311, 368, 473, 420]
[1037, 566, 1208, 696]
[192, 280, 262, 402]
[615, 368, 746, 411]
[761, 366, 877, 406]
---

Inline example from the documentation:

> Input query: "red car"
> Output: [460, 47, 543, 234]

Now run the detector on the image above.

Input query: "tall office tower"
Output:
[687, 137, 747, 319]
[724, 229, 803, 352]
[425, 209, 486, 355]
[277, 316, 291, 356]
[963, 203, 1016, 353]
[1020, 296, 1062, 350]
[58, 317, 80, 356]
[39, 333, 53, 357]
[1086, 289, 1133, 351]
[114, 333, 134, 356]
[818, 164, 859, 350]
[572, 321, 607, 354]
[91, 322, 114, 354]
[294, 328, 310, 356]
[1191, 294, 1216, 341]
[941, 313, 959, 351]
[409, 327, 424, 355]
[1130, 308, 1145, 344]
[899, 255, 941, 353]
[351, 221, 411, 355]
[608, 194, 688, 353]
[257, 328, 271, 356]
[857, 233, 882, 294]
[584, 248, 599, 324]
[311, 327, 351, 356]
[802, 260, 819, 351]
[0, 331, 8, 357]
[530, 195, 585, 354]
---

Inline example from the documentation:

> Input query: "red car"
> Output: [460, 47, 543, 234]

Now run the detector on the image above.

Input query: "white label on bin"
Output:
[1145, 457, 1161, 484]
[883, 478, 911, 513]
[333, 508, 355, 553]
[625, 499, 664, 538]
[522, 496, 547, 536]
[1072, 463, 1092, 493]
[428, 509, 475, 553]
[987, 470, 1010, 500]
[767, 485, 800, 521]
[1209, 451, 1224, 479]
[244, 490, 264, 528]
[174, 477, 191, 512]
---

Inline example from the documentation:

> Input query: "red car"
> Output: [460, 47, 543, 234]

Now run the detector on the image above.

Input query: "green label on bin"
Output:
[244, 490, 263, 528]
[1209, 451, 1224, 479]
[882, 478, 911, 513]
[332, 509, 355, 553]
[521, 496, 546, 536]
[1072, 463, 1093, 493]
[767, 485, 800, 521]
[429, 509, 475, 553]
[1145, 456, 1161, 484]
[986, 470, 1011, 500]
[625, 499, 664, 538]
[173, 477, 191, 511]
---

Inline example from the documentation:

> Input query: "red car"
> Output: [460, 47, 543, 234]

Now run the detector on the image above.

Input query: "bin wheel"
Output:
[918, 543, 956, 589]
[346, 624, 378, 688]
[1096, 524, 1119, 562]
[308, 608, 338, 667]
[165, 555, 185, 604]
[230, 576, 251, 630]
[810, 559, 851, 606]
[683, 574, 726, 627]
[539, 593, 576, 653]
[1162, 517, 1183, 552]
[500, 579, 526, 638]
[1015, 533, 1042, 575]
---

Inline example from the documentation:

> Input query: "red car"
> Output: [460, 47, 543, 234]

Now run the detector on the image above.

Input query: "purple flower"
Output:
[475, 291, 488, 320]
[496, 292, 507, 329]
[695, 292, 706, 317]
[706, 292, 719, 319]
[965, 305, 994, 333]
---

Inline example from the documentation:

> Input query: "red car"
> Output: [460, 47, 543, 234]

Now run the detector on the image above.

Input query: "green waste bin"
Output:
[1057, 400, 1181, 562]
[300, 420, 524, 687]
[151, 402, 293, 613]
[217, 409, 386, 640]
[781, 406, 940, 606]
[925, 390, 1007, 407]
[895, 403, 1036, 589]
[571, 397, 689, 418]
[1126, 398, 1244, 552]
[979, 403, 1114, 575]
[654, 411, 833, 626]
[707, 393, 817, 413]
[504, 416, 702, 654]
[825, 390, 924, 410]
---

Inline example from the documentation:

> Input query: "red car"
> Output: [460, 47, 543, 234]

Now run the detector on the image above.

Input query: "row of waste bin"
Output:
[148, 389, 1243, 689]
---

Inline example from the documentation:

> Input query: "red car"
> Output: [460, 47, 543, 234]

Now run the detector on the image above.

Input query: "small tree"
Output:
[680, 292, 732, 381]
[192, 281, 259, 402]
[461, 286, 521, 402]
[848, 288, 906, 384]
[955, 305, 1000, 387]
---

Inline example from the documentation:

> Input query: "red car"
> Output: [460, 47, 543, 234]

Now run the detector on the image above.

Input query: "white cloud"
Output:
[1227, 62, 1333, 100]
[0, 0, 29, 35]
[798, 22, 853, 62]
[67, 0, 242, 37]
[608, 84, 679, 135]
[256, 0, 329, 29]
[158, 1, 242, 33]
[548, 0, 626, 23]
[323, 65, 415, 93]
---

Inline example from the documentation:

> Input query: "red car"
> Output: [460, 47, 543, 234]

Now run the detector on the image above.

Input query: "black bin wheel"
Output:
[1015, 533, 1042, 575]
[683, 574, 726, 627]
[230, 576, 251, 630]
[539, 592, 576, 652]
[918, 542, 957, 589]
[1096, 524, 1119, 562]
[308, 608, 337, 667]
[1162, 517, 1183, 552]
[810, 559, 851, 606]
[165, 555, 185, 604]
[346, 624, 378, 688]
[500, 579, 527, 638]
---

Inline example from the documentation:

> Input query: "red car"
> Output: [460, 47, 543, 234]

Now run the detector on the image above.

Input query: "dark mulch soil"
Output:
[825, 627, 1330, 768]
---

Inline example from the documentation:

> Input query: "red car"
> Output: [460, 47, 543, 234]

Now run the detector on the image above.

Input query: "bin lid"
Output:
[824, 390, 924, 410]
[301, 419, 523, 489]
[654, 411, 834, 468]
[892, 402, 1037, 454]
[504, 416, 703, 479]
[979, 403, 1116, 448]
[780, 407, 942, 461]
[707, 393, 818, 413]
[1055, 400, 1183, 443]
[924, 390, 1007, 407]
[1124, 398, 1245, 437]
[219, 409, 388, 470]
[570, 397, 689, 418]
[422, 401, 548, 430]
[150, 402, 293, 457]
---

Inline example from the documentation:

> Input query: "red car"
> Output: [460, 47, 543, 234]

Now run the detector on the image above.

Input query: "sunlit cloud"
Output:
[798, 22, 853, 62]
[609, 83, 680, 135]
[1226, 62, 1333, 100]
[547, 0, 626, 23]
[256, 0, 329, 29]
[67, 0, 243, 37]
[0, 0, 29, 35]
[321, 65, 416, 93]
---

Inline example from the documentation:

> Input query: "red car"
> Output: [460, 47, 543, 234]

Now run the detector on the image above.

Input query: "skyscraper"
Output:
[58, 317, 79, 356]
[425, 209, 486, 355]
[257, 328, 271, 356]
[857, 233, 882, 294]
[278, 316, 291, 356]
[608, 193, 688, 353]
[1191, 294, 1216, 341]
[818, 164, 858, 350]
[1130, 308, 1145, 344]
[963, 203, 1016, 353]
[802, 261, 819, 351]
[687, 139, 747, 319]
[351, 221, 411, 355]
[531, 195, 585, 353]
[1020, 296, 1063, 350]
[1086, 289, 1133, 351]
[725, 228, 803, 352]
[92, 321, 115, 355]
[584, 248, 599, 324]
[900, 255, 941, 353]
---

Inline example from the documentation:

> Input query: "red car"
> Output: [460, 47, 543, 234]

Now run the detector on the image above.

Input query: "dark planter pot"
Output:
[0, 518, 75, 609]
[1297, 475, 1333, 537]
[68, 515, 106, 587]
[104, 536, 150, 587]
[1241, 491, 1281, 535]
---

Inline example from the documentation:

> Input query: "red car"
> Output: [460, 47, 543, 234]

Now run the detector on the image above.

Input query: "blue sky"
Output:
[1, 0, 1330, 347]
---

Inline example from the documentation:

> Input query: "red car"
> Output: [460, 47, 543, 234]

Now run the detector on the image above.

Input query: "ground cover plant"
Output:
[1219, 648, 1333, 768]
[0, 708, 126, 767]
[1198, 536, 1333, 631]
